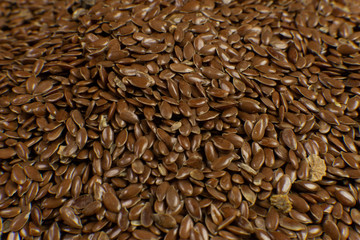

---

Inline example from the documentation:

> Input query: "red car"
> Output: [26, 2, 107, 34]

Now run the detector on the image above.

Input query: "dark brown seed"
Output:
[10, 211, 30, 232]
[211, 153, 236, 171]
[279, 216, 306, 231]
[33, 80, 54, 95]
[179, 215, 193, 239]
[124, 76, 154, 89]
[335, 189, 356, 207]
[212, 136, 234, 151]
[83, 201, 102, 216]
[132, 229, 159, 240]
[101, 126, 114, 149]
[153, 213, 177, 228]
[1, 2, 360, 239]
[55, 179, 72, 198]
[281, 128, 297, 150]
[133, 136, 148, 158]
[265, 207, 279, 231]
[140, 202, 153, 228]
[15, 142, 30, 160]
[76, 127, 88, 149]
[119, 183, 143, 199]
[11, 165, 26, 185]
[119, 110, 139, 124]
[323, 219, 340, 240]
[170, 63, 194, 73]
[277, 174, 292, 194]
[103, 192, 121, 213]
[0, 207, 21, 218]
[252, 118, 266, 141]
[166, 185, 180, 210]
[0, 148, 16, 159]
[185, 198, 202, 221]
[24, 166, 43, 182]
[59, 206, 83, 228]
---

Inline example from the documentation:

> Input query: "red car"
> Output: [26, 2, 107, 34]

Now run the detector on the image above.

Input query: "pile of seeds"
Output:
[1, 0, 360, 239]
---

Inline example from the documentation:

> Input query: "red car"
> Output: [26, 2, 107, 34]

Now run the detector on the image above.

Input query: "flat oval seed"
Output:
[103, 192, 121, 213]
[132, 229, 159, 240]
[0, 148, 16, 159]
[59, 206, 82, 229]
[170, 63, 194, 73]
[10, 211, 30, 232]
[179, 215, 193, 239]
[24, 166, 43, 182]
[323, 219, 341, 240]
[153, 213, 177, 228]
[11, 165, 27, 185]
[281, 128, 297, 150]
[55, 179, 72, 198]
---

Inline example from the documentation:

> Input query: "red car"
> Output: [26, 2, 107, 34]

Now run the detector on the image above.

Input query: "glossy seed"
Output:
[59, 206, 83, 228]
[103, 192, 121, 213]
[153, 213, 177, 228]
[1, 1, 360, 239]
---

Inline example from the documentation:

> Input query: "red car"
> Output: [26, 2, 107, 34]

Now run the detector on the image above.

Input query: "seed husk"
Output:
[305, 154, 327, 182]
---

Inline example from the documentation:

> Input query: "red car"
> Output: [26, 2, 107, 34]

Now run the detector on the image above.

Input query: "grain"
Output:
[103, 192, 121, 213]
[1, 0, 360, 239]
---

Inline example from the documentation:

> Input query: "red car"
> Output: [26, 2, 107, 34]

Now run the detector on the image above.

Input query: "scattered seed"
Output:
[1, 1, 360, 239]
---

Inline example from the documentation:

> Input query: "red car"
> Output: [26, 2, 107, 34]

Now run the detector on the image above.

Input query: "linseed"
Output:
[1, 0, 360, 239]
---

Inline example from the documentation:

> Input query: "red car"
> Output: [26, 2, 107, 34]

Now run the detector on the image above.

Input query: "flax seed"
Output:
[1, 0, 360, 239]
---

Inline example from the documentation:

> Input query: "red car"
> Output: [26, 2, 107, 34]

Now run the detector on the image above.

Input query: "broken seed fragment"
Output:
[270, 194, 293, 213]
[305, 154, 326, 182]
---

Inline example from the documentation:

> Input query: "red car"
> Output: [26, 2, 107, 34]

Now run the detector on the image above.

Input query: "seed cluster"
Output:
[1, 0, 360, 239]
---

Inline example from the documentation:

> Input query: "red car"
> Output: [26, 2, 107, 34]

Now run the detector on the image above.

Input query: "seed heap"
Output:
[1, 0, 360, 239]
